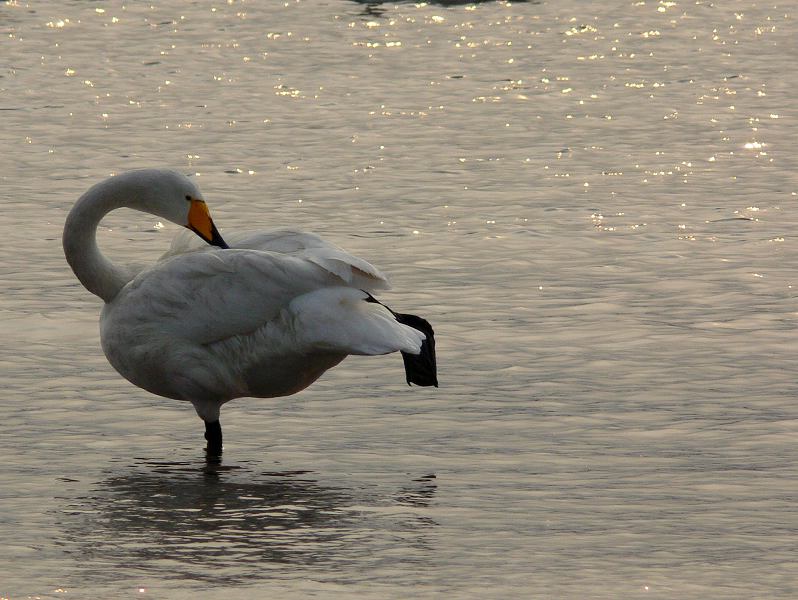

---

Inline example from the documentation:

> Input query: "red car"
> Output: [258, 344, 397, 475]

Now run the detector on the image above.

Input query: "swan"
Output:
[63, 169, 437, 455]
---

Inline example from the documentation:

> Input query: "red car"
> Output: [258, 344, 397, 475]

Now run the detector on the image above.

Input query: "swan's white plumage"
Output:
[163, 228, 391, 291]
[64, 169, 431, 424]
[288, 287, 425, 355]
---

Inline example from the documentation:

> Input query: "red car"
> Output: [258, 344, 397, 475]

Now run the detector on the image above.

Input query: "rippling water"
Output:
[2, 0, 798, 597]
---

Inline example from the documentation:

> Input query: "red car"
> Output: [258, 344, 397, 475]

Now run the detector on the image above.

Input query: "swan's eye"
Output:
[185, 195, 192, 201]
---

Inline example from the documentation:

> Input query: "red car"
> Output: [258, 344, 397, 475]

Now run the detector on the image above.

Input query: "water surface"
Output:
[2, 0, 798, 597]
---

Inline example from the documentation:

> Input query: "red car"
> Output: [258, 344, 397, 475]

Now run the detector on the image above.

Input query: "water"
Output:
[2, 0, 798, 597]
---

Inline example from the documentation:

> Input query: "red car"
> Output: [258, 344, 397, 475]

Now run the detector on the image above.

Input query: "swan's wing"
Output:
[238, 230, 391, 292]
[118, 249, 332, 345]
[162, 228, 390, 292]
[116, 249, 420, 356]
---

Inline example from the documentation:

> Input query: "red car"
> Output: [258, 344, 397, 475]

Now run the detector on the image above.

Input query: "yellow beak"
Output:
[187, 199, 229, 249]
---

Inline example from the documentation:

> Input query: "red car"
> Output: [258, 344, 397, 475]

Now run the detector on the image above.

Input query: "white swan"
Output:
[63, 169, 437, 455]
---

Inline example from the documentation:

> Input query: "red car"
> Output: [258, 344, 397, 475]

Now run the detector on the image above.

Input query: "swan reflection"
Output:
[59, 457, 437, 585]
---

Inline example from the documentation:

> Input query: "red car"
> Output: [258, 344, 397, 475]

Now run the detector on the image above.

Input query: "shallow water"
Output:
[2, 0, 798, 597]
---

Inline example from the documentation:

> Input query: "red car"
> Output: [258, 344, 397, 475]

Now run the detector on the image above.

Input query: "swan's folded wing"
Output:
[117, 248, 349, 345]
[237, 230, 391, 292]
[162, 228, 390, 292]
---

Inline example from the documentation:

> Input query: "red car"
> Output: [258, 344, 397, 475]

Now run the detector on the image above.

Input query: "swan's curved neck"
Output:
[63, 189, 132, 303]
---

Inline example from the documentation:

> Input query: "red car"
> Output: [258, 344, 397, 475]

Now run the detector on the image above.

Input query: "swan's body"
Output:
[63, 169, 437, 455]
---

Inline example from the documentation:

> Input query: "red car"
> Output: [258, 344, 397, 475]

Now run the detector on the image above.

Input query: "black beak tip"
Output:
[210, 223, 230, 249]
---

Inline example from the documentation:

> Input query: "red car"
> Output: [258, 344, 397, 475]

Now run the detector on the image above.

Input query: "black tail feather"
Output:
[395, 312, 438, 387]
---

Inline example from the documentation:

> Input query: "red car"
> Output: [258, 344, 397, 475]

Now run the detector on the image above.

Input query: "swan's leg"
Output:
[204, 420, 223, 455]
[363, 294, 438, 387]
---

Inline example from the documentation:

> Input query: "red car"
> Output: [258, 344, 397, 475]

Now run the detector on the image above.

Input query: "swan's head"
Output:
[102, 169, 229, 249]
